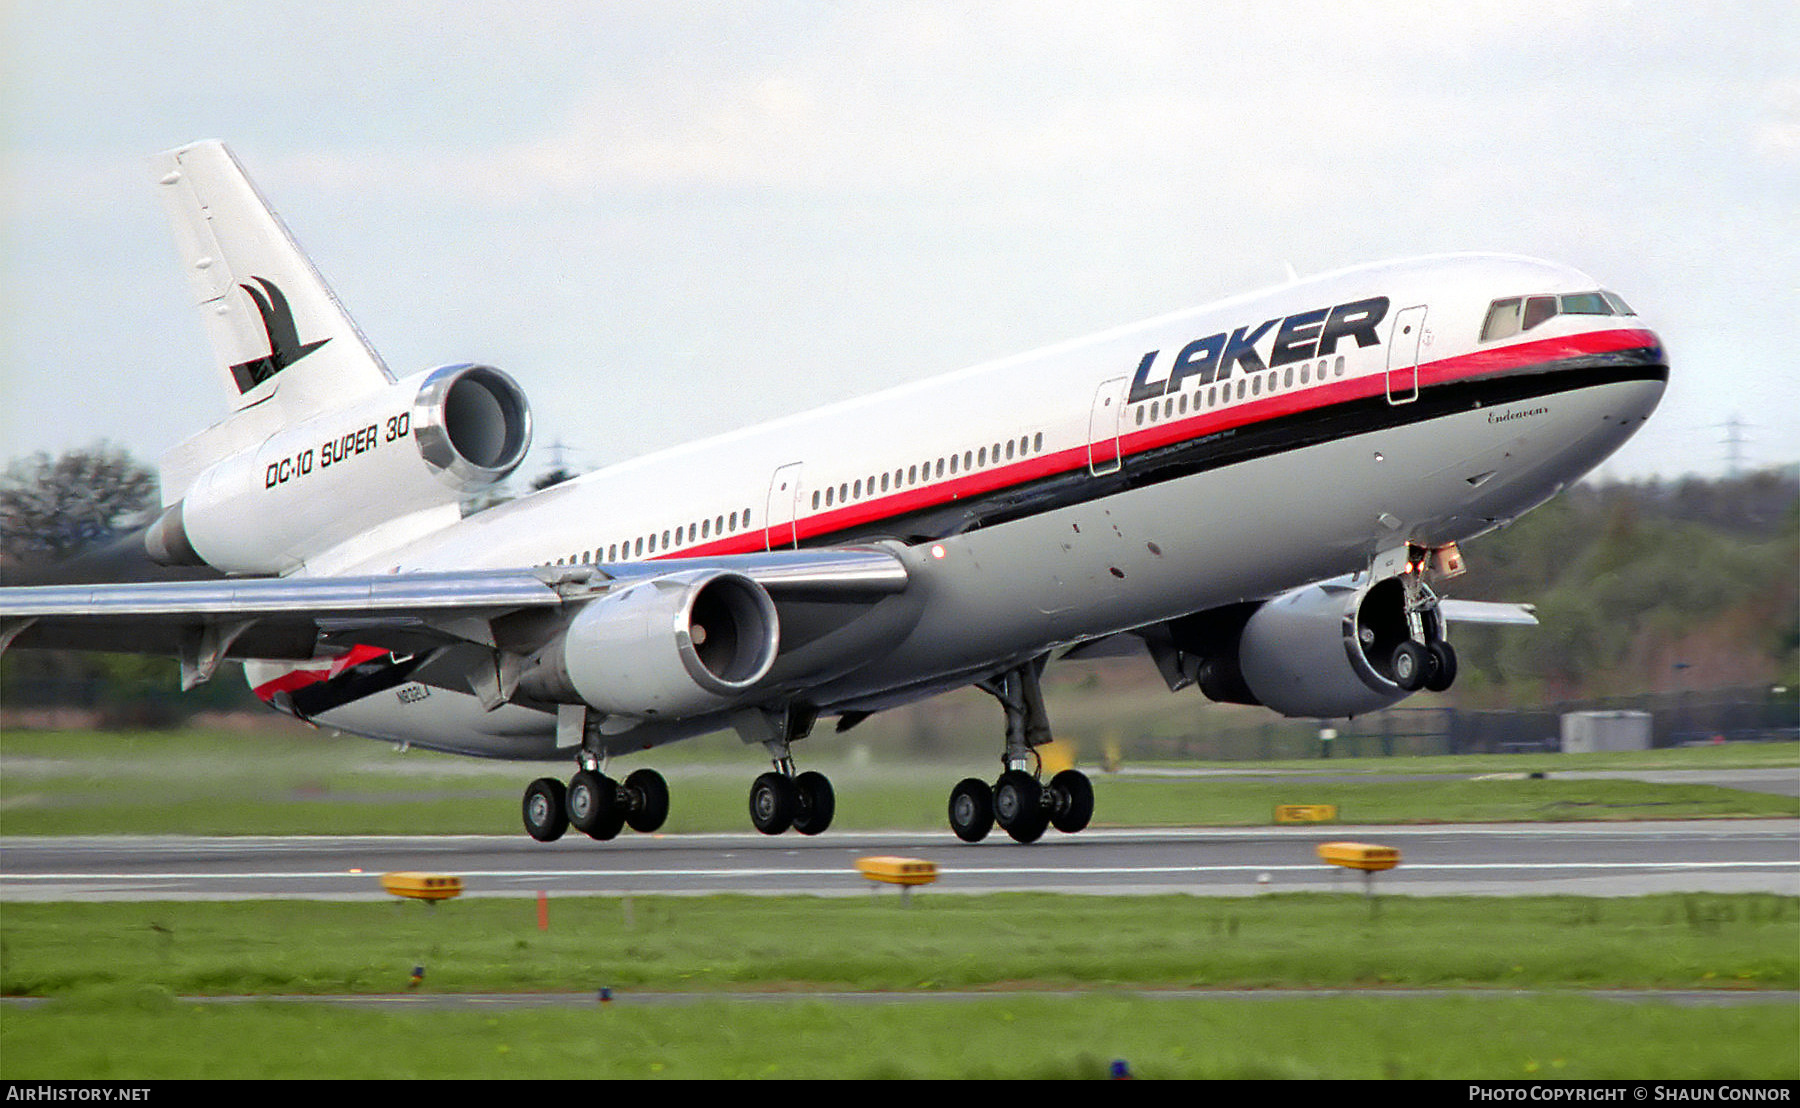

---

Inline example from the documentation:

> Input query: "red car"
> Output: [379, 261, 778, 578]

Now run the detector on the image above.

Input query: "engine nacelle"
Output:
[146, 364, 531, 574]
[521, 570, 780, 720]
[1226, 577, 1437, 718]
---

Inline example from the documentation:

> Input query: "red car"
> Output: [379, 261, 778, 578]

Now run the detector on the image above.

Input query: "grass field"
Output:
[6, 894, 1796, 996]
[2, 894, 1796, 1079]
[6, 992, 1792, 1080]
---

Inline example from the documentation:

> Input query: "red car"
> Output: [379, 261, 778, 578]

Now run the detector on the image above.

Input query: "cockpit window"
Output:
[1480, 288, 1635, 342]
[1480, 298, 1523, 342]
[1521, 295, 1559, 331]
[1559, 292, 1610, 315]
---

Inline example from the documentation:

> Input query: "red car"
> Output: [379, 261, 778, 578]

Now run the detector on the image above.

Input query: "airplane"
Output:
[0, 141, 1668, 844]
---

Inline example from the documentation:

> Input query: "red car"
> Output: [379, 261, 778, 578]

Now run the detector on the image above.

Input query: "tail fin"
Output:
[152, 141, 396, 499]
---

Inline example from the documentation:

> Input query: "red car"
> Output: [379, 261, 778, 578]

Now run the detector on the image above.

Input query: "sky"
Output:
[3, 1, 1796, 488]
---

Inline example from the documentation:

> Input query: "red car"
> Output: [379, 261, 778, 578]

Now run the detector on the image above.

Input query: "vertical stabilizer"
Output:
[151, 141, 397, 500]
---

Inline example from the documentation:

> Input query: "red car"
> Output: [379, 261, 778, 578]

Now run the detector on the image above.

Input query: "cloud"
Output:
[1758, 76, 1800, 162]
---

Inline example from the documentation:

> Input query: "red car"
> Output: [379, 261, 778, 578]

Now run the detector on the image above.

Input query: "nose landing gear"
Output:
[1384, 545, 1460, 695]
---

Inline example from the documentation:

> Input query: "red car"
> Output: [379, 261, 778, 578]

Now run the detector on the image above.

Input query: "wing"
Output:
[1437, 599, 1539, 626]
[0, 547, 911, 696]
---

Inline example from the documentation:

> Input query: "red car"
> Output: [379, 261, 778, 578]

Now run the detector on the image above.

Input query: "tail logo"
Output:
[229, 277, 331, 393]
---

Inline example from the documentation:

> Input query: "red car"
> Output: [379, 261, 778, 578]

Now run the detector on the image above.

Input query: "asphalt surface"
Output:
[2, 818, 1794, 901]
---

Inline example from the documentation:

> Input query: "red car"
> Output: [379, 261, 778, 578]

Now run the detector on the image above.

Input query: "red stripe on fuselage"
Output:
[608, 326, 1658, 560]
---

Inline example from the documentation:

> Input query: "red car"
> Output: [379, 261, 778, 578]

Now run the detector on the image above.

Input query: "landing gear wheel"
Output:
[948, 777, 995, 843]
[1424, 640, 1458, 693]
[523, 777, 569, 843]
[791, 771, 836, 836]
[568, 770, 625, 841]
[994, 769, 1048, 844]
[624, 768, 670, 833]
[749, 772, 797, 835]
[1391, 640, 1429, 692]
[1049, 769, 1094, 834]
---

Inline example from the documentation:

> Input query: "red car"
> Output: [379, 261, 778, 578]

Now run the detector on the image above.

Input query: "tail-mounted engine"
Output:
[516, 570, 781, 720]
[146, 364, 531, 574]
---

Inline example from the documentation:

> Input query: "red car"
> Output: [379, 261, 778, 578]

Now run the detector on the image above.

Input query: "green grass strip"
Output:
[5, 894, 1794, 997]
[3, 991, 1793, 1079]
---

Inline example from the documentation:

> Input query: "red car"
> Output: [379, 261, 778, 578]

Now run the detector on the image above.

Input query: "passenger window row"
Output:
[809, 432, 1047, 512]
[550, 506, 756, 567]
[1132, 355, 1347, 426]
[547, 426, 1055, 567]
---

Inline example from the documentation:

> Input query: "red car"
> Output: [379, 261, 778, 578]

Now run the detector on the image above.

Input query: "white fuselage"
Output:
[272, 253, 1667, 756]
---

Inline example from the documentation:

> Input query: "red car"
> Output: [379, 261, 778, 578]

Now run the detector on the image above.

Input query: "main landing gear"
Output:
[519, 703, 842, 844]
[522, 766, 669, 843]
[948, 658, 1094, 844]
[747, 705, 835, 836]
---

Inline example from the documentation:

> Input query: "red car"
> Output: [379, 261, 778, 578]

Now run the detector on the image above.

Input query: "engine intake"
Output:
[523, 570, 780, 719]
[413, 364, 533, 491]
[1187, 577, 1439, 719]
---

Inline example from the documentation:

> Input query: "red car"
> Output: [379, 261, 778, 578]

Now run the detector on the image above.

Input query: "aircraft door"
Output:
[1386, 305, 1427, 405]
[765, 462, 804, 550]
[1088, 376, 1126, 475]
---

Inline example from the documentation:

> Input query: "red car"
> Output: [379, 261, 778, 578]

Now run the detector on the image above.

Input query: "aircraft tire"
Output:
[523, 777, 569, 843]
[994, 770, 1048, 844]
[749, 772, 797, 835]
[1424, 640, 1458, 693]
[1049, 769, 1094, 834]
[1391, 641, 1429, 692]
[569, 770, 625, 841]
[791, 771, 836, 836]
[624, 768, 670, 833]
[948, 777, 995, 843]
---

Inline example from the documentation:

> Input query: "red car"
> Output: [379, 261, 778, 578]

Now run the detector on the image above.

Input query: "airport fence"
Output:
[1110, 685, 1799, 762]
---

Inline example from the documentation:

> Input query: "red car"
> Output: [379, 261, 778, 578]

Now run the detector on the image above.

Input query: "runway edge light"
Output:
[381, 872, 464, 901]
[856, 856, 938, 905]
[1316, 842, 1400, 898]
[1315, 843, 1399, 871]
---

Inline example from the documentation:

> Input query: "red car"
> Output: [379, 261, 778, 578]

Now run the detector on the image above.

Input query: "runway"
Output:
[3, 819, 1795, 901]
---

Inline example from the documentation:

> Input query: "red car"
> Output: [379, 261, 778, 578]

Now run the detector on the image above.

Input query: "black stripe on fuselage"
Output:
[805, 347, 1668, 548]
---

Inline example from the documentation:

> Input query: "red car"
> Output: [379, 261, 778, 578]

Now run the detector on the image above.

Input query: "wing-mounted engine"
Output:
[1235, 576, 1441, 717]
[145, 363, 531, 575]
[515, 570, 781, 720]
[1155, 575, 1447, 719]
